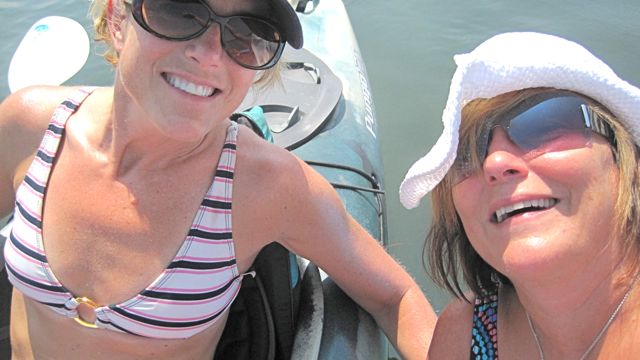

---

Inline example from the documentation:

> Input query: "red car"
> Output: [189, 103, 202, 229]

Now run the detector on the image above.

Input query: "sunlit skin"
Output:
[452, 128, 620, 286]
[428, 127, 640, 359]
[1, 0, 436, 358]
[112, 0, 258, 146]
[8, 1, 260, 358]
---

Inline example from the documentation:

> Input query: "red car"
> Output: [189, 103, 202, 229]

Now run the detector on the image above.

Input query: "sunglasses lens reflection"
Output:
[143, 0, 207, 38]
[452, 95, 598, 183]
[137, 0, 283, 69]
[507, 97, 588, 152]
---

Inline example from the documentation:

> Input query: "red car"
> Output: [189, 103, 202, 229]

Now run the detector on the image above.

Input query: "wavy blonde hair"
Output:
[88, 0, 282, 87]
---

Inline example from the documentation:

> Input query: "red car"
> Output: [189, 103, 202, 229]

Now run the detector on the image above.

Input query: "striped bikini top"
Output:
[3, 88, 251, 339]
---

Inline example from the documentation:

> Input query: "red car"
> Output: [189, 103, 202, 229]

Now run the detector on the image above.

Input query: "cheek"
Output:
[452, 185, 495, 265]
[229, 68, 258, 97]
[239, 72, 256, 89]
[451, 181, 485, 245]
[238, 67, 258, 83]
[452, 180, 482, 226]
[540, 142, 618, 193]
[581, 153, 619, 220]
[532, 131, 593, 156]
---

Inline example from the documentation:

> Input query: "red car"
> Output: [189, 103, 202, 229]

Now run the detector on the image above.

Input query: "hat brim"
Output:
[272, 0, 303, 49]
[399, 32, 640, 209]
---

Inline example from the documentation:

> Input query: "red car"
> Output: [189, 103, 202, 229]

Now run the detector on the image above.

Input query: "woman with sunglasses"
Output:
[0, 0, 435, 358]
[400, 32, 640, 359]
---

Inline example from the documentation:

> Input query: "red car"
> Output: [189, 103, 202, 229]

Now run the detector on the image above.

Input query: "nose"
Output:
[482, 127, 529, 184]
[184, 23, 225, 67]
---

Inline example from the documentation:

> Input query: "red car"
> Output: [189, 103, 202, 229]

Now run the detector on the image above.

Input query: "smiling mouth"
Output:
[492, 198, 558, 223]
[163, 73, 218, 97]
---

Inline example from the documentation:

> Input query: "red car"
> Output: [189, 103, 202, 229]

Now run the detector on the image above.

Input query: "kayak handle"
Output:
[305, 160, 386, 245]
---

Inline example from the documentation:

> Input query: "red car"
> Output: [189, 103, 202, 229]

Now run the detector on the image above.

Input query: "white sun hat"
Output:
[398, 31, 640, 209]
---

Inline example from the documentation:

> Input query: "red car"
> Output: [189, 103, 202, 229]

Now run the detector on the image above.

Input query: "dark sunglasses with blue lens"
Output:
[452, 91, 615, 183]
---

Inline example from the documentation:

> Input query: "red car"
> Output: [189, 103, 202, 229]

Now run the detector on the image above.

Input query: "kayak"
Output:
[218, 0, 388, 358]
[0, 0, 388, 358]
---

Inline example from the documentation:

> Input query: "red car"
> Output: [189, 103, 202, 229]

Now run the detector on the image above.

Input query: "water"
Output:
[343, 0, 640, 313]
[1, 0, 639, 354]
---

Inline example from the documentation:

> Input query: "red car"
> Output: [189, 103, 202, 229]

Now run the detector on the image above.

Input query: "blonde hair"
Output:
[427, 87, 640, 299]
[88, 0, 281, 87]
[90, 0, 123, 66]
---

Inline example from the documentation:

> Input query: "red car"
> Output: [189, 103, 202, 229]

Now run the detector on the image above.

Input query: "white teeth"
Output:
[165, 74, 215, 97]
[494, 198, 557, 223]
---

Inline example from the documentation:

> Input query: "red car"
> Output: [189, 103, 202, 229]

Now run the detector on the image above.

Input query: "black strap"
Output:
[214, 243, 300, 360]
[0, 218, 11, 357]
[214, 273, 275, 360]
[0, 265, 12, 358]
[253, 243, 300, 359]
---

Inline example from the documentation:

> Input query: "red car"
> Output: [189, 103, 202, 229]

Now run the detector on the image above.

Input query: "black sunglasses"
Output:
[452, 92, 615, 183]
[127, 0, 286, 70]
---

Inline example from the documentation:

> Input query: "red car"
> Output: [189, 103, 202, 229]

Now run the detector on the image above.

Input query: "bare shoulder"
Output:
[429, 296, 475, 359]
[0, 85, 74, 127]
[234, 126, 336, 201]
[233, 127, 343, 248]
[234, 127, 303, 182]
[0, 86, 77, 214]
[0, 86, 77, 152]
[0, 86, 77, 163]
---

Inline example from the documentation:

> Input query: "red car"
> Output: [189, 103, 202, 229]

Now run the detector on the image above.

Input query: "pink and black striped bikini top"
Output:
[3, 88, 250, 339]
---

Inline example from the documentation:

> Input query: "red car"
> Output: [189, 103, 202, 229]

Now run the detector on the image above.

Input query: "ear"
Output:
[108, 2, 129, 52]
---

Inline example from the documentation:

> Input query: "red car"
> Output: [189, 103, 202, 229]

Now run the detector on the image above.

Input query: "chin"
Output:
[500, 238, 564, 275]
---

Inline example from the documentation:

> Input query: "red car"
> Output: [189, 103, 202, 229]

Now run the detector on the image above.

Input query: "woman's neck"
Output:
[508, 255, 640, 358]
[83, 86, 230, 177]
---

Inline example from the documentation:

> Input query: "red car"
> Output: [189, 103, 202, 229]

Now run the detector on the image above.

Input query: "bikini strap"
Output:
[49, 87, 97, 127]
[470, 293, 499, 359]
[38, 87, 97, 163]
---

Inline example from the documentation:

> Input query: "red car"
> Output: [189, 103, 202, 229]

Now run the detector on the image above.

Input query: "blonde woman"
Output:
[1, 0, 435, 358]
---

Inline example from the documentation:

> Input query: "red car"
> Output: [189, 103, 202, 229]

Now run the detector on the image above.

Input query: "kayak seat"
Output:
[214, 242, 301, 360]
[236, 48, 343, 151]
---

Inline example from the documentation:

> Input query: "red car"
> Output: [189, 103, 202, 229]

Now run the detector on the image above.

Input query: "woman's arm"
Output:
[269, 155, 437, 359]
